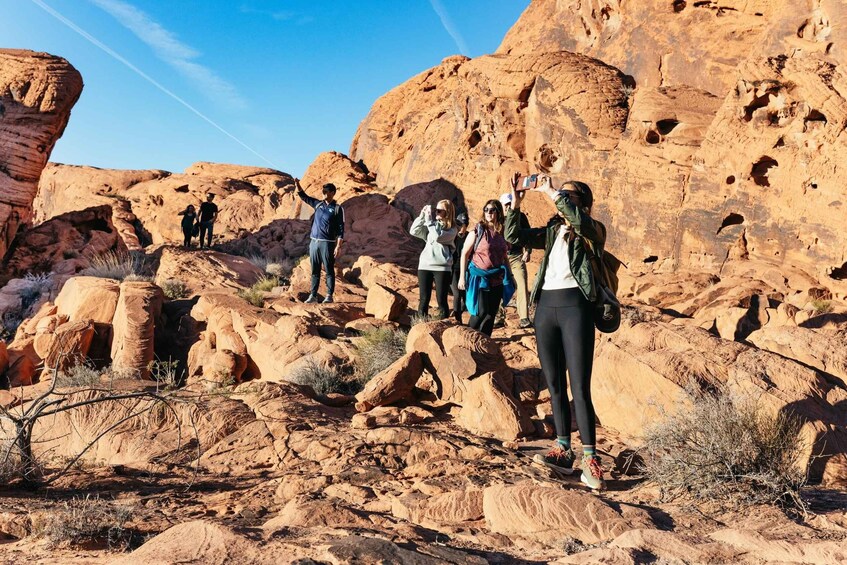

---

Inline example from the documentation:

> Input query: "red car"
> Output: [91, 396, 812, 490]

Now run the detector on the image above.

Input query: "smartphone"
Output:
[517, 174, 540, 192]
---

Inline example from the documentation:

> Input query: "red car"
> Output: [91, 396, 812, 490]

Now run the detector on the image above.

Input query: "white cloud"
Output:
[90, 0, 247, 109]
[428, 0, 470, 56]
[239, 4, 312, 24]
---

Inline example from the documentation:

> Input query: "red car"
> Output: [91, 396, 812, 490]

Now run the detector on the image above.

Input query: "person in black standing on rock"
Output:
[178, 204, 198, 248]
[296, 179, 345, 304]
[504, 173, 606, 491]
[450, 212, 470, 323]
[198, 194, 218, 249]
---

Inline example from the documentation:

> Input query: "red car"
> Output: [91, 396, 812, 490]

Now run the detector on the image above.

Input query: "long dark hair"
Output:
[478, 199, 505, 233]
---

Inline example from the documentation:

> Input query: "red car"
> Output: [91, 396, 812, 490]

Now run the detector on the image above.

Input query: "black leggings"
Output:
[534, 288, 596, 445]
[468, 285, 503, 336]
[418, 270, 451, 319]
[451, 268, 465, 319]
[182, 229, 193, 247]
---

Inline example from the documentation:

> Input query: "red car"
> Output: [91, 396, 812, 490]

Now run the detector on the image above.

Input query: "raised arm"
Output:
[410, 211, 429, 240]
[506, 173, 546, 250]
[294, 178, 320, 209]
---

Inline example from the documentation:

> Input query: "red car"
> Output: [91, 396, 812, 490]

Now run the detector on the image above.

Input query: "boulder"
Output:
[457, 372, 534, 441]
[482, 481, 653, 545]
[54, 276, 120, 324]
[43, 319, 95, 373]
[365, 283, 408, 321]
[354, 351, 423, 412]
[154, 247, 263, 295]
[110, 281, 164, 379]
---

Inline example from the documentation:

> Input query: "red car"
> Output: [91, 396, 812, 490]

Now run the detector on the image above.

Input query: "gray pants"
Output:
[309, 239, 336, 297]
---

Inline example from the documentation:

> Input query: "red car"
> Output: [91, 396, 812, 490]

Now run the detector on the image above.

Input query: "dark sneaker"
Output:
[533, 445, 576, 474]
[494, 318, 506, 329]
[519, 318, 533, 329]
[580, 456, 605, 490]
[322, 295, 334, 304]
[304, 294, 317, 304]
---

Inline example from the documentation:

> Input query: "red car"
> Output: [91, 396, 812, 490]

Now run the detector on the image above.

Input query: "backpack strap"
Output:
[472, 223, 485, 254]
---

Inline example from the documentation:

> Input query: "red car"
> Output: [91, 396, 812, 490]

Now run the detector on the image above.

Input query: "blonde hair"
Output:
[436, 199, 455, 229]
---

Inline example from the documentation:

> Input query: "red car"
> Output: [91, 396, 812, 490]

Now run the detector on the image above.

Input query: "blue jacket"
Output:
[466, 262, 515, 317]
[299, 191, 345, 241]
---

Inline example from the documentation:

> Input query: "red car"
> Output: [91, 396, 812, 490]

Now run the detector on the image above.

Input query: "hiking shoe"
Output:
[533, 445, 576, 474]
[580, 456, 605, 490]
[304, 294, 317, 304]
[494, 318, 506, 329]
[322, 295, 334, 304]
[519, 318, 533, 329]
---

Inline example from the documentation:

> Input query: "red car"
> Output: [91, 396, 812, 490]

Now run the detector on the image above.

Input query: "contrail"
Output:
[428, 0, 470, 56]
[29, 0, 279, 170]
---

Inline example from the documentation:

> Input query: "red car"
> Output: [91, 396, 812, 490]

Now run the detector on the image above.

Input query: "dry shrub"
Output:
[0, 273, 53, 339]
[810, 299, 833, 315]
[290, 358, 357, 395]
[160, 278, 189, 300]
[0, 439, 23, 483]
[56, 361, 103, 389]
[410, 313, 437, 326]
[642, 383, 807, 510]
[32, 494, 135, 549]
[148, 358, 183, 390]
[354, 327, 407, 383]
[252, 275, 280, 292]
[82, 251, 152, 281]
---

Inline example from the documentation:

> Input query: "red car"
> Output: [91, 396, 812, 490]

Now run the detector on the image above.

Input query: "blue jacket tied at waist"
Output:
[466, 262, 515, 317]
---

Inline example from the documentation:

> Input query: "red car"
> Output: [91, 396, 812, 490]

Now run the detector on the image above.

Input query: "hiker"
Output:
[450, 212, 470, 323]
[504, 173, 606, 490]
[411, 200, 457, 319]
[458, 200, 514, 336]
[198, 194, 218, 249]
[495, 192, 532, 329]
[178, 204, 198, 248]
[296, 179, 345, 304]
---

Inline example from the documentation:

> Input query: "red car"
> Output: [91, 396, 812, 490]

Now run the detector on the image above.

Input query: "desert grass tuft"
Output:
[354, 327, 408, 384]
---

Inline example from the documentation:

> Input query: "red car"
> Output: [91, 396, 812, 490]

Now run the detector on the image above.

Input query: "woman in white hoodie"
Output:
[411, 199, 457, 319]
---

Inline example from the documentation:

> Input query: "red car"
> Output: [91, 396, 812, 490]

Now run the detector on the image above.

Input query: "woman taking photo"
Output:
[410, 199, 457, 319]
[458, 200, 513, 336]
[504, 173, 606, 490]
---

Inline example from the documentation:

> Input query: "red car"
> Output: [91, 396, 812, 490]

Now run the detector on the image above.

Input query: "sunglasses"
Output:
[484, 207, 498, 213]
[435, 208, 447, 214]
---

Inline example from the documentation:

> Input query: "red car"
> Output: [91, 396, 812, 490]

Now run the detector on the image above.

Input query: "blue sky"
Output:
[3, 0, 528, 176]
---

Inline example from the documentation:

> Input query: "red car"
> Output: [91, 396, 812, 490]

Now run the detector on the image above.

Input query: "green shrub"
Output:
[0, 273, 53, 339]
[148, 358, 182, 390]
[237, 287, 264, 307]
[642, 383, 806, 510]
[252, 275, 280, 292]
[160, 279, 189, 300]
[354, 327, 408, 384]
[290, 358, 357, 395]
[810, 299, 833, 315]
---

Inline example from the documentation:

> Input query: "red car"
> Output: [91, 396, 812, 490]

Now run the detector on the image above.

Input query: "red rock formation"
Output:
[0, 49, 82, 260]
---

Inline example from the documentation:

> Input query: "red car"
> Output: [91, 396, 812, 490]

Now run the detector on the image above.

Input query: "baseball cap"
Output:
[499, 192, 512, 207]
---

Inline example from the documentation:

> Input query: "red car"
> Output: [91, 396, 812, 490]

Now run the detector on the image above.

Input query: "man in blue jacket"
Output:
[295, 179, 345, 303]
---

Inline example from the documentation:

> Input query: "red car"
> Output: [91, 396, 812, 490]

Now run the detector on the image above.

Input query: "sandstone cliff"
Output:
[0, 49, 83, 260]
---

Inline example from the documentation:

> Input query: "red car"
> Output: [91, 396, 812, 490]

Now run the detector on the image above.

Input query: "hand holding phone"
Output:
[516, 174, 540, 192]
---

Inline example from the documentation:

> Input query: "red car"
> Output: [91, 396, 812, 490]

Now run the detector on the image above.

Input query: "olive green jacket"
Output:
[504, 195, 606, 306]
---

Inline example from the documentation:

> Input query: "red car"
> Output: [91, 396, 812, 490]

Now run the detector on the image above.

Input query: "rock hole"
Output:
[750, 156, 778, 187]
[174, 184, 189, 193]
[518, 79, 536, 107]
[422, 85, 436, 93]
[0, 102, 4, 118]
[538, 145, 558, 171]
[743, 92, 773, 122]
[726, 175, 736, 185]
[397, 128, 404, 138]
[656, 119, 679, 135]
[693, 1, 711, 6]
[804, 109, 827, 129]
[645, 130, 661, 144]
[829, 262, 847, 280]
[716, 212, 744, 234]
[774, 137, 785, 148]
[643, 256, 658, 263]
[36, 144, 46, 153]
[672, 0, 686, 12]
[468, 130, 482, 149]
